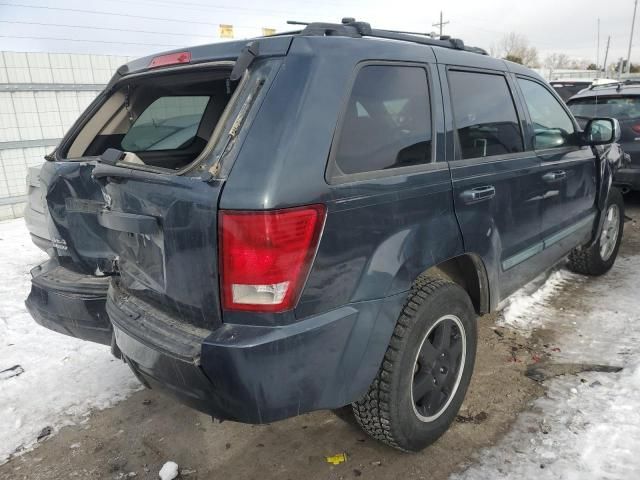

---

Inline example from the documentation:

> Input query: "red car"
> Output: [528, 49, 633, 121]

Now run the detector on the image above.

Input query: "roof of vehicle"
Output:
[113, 19, 544, 85]
[568, 80, 640, 101]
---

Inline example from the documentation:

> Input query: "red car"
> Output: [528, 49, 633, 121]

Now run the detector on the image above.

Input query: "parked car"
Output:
[567, 80, 640, 191]
[550, 78, 618, 102]
[25, 19, 625, 452]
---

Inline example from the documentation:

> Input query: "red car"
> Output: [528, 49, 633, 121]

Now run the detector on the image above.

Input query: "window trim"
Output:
[446, 67, 527, 163]
[515, 75, 583, 152]
[326, 60, 436, 185]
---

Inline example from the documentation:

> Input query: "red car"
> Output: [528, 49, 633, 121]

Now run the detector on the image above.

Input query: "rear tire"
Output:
[352, 277, 477, 452]
[567, 187, 624, 276]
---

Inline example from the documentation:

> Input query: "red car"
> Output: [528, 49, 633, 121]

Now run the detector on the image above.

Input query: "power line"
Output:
[0, 34, 184, 48]
[104, 0, 301, 19]
[0, 20, 218, 39]
[0, 2, 270, 29]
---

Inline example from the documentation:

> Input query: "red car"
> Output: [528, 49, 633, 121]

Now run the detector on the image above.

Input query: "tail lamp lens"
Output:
[631, 123, 640, 135]
[219, 205, 326, 312]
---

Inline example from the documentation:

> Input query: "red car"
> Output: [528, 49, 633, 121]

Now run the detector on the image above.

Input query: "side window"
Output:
[121, 96, 210, 152]
[448, 70, 524, 160]
[333, 65, 432, 176]
[517, 78, 576, 149]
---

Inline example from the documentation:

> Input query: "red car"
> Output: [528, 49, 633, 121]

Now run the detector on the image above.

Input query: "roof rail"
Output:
[588, 79, 640, 91]
[287, 18, 488, 55]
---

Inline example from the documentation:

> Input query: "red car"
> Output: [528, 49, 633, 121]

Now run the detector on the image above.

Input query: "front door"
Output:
[516, 77, 597, 258]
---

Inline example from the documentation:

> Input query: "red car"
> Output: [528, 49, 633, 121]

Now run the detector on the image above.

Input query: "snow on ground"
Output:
[454, 254, 640, 480]
[0, 219, 140, 464]
[497, 268, 581, 334]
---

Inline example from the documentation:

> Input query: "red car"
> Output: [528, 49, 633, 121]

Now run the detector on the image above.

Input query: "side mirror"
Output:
[584, 117, 621, 146]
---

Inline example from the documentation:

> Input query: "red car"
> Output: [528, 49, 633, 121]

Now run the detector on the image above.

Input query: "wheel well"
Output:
[420, 254, 490, 314]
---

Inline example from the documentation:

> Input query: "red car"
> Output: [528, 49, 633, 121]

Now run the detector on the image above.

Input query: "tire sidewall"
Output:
[389, 283, 477, 451]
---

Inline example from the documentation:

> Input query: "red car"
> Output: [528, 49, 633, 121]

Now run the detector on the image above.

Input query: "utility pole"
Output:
[432, 11, 449, 37]
[626, 0, 638, 73]
[597, 17, 600, 77]
[603, 35, 611, 75]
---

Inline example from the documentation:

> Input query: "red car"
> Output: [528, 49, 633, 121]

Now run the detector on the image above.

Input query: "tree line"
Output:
[490, 32, 639, 73]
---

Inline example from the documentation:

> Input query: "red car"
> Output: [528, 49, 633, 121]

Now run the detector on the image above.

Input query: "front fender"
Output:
[589, 143, 623, 247]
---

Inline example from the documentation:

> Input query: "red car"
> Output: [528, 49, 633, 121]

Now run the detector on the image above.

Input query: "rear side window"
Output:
[121, 96, 210, 152]
[448, 70, 524, 160]
[518, 78, 576, 149]
[332, 65, 432, 176]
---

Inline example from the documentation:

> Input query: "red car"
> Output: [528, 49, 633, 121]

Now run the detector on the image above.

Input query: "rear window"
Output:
[121, 96, 210, 152]
[63, 68, 236, 171]
[332, 65, 432, 177]
[568, 96, 640, 120]
[550, 82, 591, 101]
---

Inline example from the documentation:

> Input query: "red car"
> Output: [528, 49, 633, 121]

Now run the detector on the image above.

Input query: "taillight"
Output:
[631, 124, 640, 135]
[148, 51, 191, 69]
[219, 205, 326, 312]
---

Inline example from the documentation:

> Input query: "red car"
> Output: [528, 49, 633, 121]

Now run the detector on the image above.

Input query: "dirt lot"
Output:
[3, 195, 639, 480]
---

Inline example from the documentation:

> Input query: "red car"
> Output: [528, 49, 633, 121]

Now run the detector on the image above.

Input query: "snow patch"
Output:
[0, 219, 141, 464]
[498, 268, 577, 334]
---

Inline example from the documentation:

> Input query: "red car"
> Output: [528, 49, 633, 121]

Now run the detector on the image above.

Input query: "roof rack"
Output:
[587, 79, 640, 91]
[287, 18, 488, 55]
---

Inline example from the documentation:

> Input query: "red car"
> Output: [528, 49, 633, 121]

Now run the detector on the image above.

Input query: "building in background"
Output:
[0, 51, 130, 220]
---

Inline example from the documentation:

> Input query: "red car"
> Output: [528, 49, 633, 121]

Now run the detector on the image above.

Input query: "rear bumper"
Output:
[108, 282, 405, 423]
[614, 167, 640, 191]
[25, 259, 112, 345]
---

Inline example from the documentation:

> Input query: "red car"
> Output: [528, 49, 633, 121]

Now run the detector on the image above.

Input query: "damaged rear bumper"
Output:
[108, 281, 405, 424]
[25, 259, 112, 345]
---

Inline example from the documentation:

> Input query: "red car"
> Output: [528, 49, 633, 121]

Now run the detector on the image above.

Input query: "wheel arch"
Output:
[417, 253, 491, 315]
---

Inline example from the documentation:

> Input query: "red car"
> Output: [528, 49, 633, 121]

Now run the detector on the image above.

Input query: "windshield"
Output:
[568, 96, 640, 120]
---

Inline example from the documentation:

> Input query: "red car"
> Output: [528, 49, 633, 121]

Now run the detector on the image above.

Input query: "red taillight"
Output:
[219, 205, 326, 312]
[632, 124, 640, 135]
[148, 51, 191, 69]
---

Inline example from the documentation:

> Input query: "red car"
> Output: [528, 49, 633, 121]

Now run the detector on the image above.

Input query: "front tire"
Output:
[567, 187, 624, 276]
[352, 277, 477, 452]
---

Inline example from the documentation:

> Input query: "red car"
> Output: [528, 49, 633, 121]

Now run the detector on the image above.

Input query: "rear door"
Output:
[441, 66, 543, 301]
[517, 77, 597, 256]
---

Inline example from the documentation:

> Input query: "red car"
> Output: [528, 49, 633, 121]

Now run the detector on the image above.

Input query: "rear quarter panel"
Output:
[220, 37, 465, 320]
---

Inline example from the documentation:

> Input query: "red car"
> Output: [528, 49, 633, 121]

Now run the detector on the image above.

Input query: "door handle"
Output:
[542, 171, 567, 183]
[461, 185, 496, 204]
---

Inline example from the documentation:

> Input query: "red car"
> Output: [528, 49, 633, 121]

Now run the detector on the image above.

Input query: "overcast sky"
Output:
[0, 0, 637, 65]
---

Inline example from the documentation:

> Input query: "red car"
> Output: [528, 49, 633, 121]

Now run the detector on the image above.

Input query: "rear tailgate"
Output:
[41, 42, 288, 331]
[93, 165, 223, 329]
